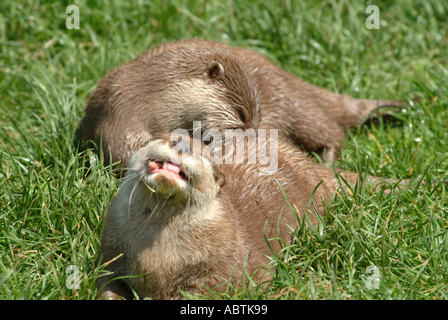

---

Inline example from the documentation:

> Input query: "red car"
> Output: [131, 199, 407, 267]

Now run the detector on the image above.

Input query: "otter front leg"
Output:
[317, 146, 338, 165]
[97, 272, 135, 300]
[96, 244, 135, 300]
[99, 289, 124, 300]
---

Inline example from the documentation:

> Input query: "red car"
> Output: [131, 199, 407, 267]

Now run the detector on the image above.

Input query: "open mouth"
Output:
[147, 160, 187, 180]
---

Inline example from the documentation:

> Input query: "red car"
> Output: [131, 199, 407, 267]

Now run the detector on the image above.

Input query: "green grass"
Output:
[1, 0, 447, 299]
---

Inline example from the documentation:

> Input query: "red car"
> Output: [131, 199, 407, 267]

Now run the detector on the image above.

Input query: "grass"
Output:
[1, 0, 447, 300]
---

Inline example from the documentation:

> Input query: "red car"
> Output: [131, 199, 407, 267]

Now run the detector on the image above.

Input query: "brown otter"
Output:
[80, 39, 402, 167]
[80, 43, 259, 168]
[96, 132, 389, 300]
[176, 39, 403, 163]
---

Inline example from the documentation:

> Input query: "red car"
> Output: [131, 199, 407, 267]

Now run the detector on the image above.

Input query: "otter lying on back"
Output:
[97, 133, 387, 300]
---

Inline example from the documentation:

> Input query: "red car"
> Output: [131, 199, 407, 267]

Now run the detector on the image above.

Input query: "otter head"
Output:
[126, 133, 226, 206]
[200, 57, 261, 131]
[159, 48, 260, 136]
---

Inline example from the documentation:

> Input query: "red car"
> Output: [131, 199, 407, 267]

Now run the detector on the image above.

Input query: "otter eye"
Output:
[239, 110, 246, 123]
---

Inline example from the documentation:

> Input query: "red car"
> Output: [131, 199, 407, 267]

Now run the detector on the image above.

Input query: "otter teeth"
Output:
[148, 160, 183, 177]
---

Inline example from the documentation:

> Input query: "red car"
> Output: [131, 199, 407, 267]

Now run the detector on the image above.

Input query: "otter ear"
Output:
[212, 164, 226, 188]
[204, 61, 224, 83]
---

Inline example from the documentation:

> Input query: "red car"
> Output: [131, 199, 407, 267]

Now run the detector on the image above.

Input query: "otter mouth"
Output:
[147, 160, 187, 180]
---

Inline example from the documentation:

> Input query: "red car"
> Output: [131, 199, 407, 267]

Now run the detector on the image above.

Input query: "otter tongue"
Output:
[164, 161, 181, 175]
[148, 161, 181, 176]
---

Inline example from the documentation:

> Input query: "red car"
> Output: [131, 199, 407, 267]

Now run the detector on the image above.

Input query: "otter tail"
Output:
[341, 98, 407, 128]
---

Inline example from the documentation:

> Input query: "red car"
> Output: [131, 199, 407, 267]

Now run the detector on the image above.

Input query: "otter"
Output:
[80, 43, 259, 168]
[96, 133, 389, 300]
[176, 39, 403, 163]
[80, 39, 402, 167]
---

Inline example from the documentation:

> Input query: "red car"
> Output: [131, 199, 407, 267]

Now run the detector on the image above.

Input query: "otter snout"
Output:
[128, 134, 224, 199]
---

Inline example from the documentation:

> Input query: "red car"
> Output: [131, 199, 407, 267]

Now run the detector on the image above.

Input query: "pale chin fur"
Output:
[142, 170, 188, 197]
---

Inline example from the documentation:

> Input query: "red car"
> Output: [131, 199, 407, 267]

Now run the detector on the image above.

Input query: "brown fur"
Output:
[80, 39, 402, 167]
[179, 39, 403, 162]
[80, 42, 259, 167]
[96, 133, 388, 300]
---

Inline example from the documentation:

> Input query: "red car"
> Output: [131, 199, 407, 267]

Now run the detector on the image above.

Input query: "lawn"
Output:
[0, 0, 447, 300]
